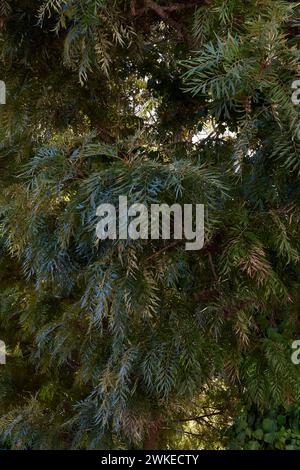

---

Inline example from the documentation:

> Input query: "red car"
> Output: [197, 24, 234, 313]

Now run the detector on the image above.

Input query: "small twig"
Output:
[162, 2, 201, 13]
[174, 429, 205, 438]
[176, 411, 223, 423]
[208, 251, 218, 282]
[146, 240, 183, 262]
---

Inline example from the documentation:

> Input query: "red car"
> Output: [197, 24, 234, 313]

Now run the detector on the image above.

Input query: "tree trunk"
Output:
[143, 419, 162, 450]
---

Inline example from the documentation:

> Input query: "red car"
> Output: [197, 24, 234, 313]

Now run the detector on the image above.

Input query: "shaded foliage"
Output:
[0, 0, 300, 449]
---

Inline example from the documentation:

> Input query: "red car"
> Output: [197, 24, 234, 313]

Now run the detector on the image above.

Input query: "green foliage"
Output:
[38, 0, 135, 82]
[227, 405, 300, 450]
[0, 0, 300, 450]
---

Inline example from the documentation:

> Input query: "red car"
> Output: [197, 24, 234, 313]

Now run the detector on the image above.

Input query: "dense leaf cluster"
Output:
[0, 0, 300, 449]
